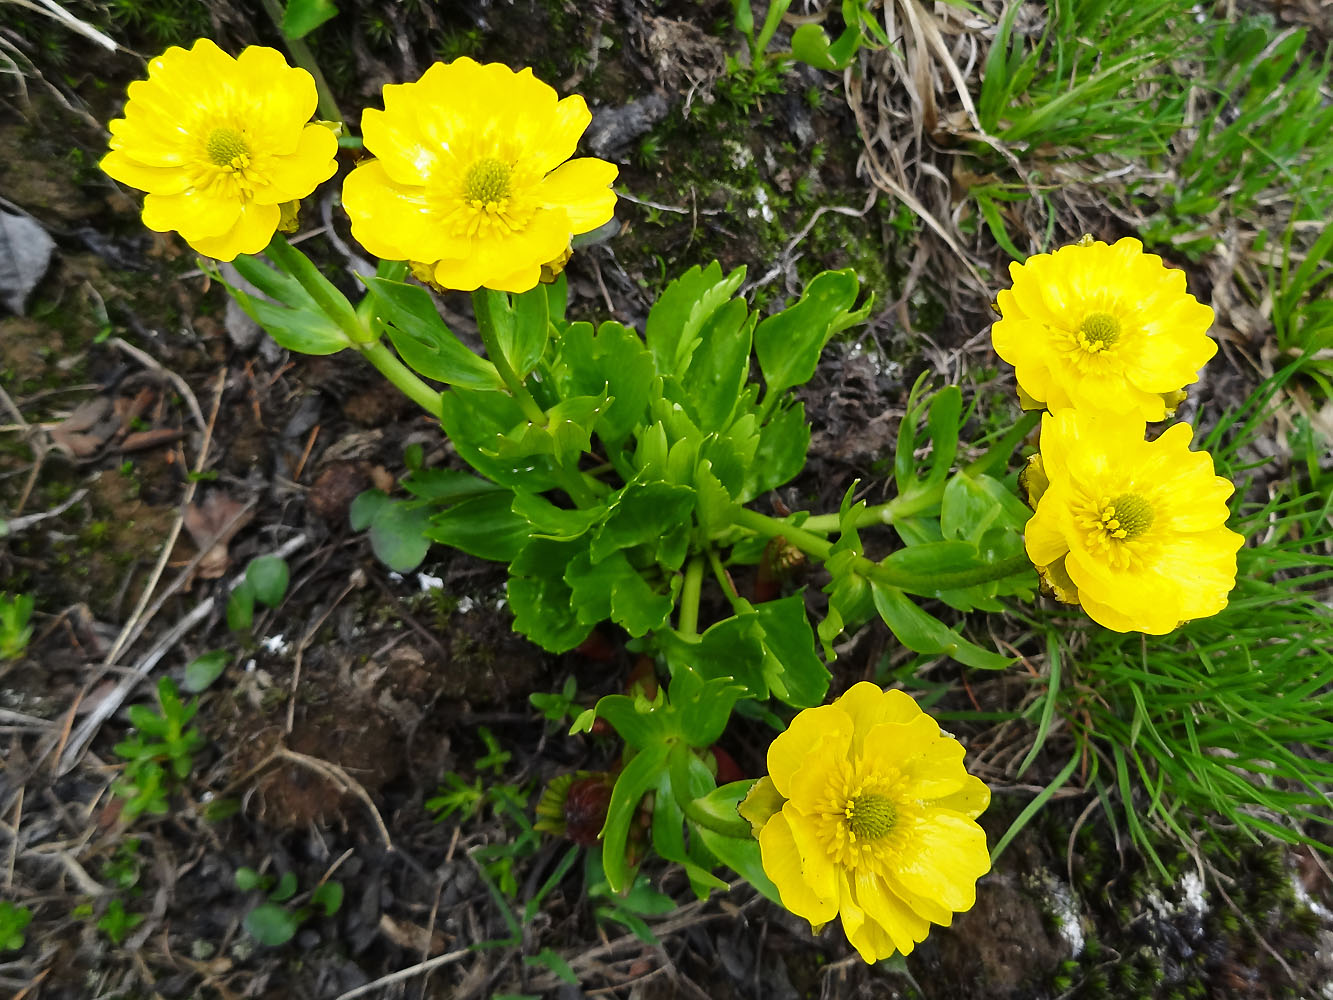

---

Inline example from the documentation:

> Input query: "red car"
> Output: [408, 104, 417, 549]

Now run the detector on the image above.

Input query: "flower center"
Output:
[206, 126, 251, 169]
[1098, 492, 1153, 540]
[463, 157, 513, 209]
[845, 793, 897, 842]
[1078, 312, 1121, 353]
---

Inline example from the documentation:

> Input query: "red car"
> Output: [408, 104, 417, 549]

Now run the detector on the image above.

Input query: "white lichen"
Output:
[260, 633, 289, 655]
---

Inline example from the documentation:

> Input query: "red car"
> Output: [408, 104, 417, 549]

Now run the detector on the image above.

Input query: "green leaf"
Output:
[367, 500, 431, 573]
[545, 272, 568, 323]
[440, 388, 561, 492]
[692, 460, 736, 535]
[526, 948, 578, 985]
[602, 744, 670, 892]
[693, 823, 781, 904]
[281, 0, 338, 39]
[349, 489, 388, 531]
[244, 902, 300, 946]
[428, 492, 530, 561]
[701, 404, 759, 495]
[511, 493, 606, 539]
[402, 468, 507, 505]
[509, 539, 592, 652]
[477, 286, 549, 379]
[226, 240, 358, 355]
[689, 780, 782, 904]
[870, 582, 1011, 669]
[238, 297, 351, 355]
[246, 556, 289, 608]
[552, 320, 657, 446]
[651, 757, 729, 897]
[565, 550, 673, 637]
[585, 692, 673, 750]
[234, 867, 267, 892]
[226, 581, 255, 632]
[671, 666, 747, 748]
[755, 270, 866, 400]
[679, 298, 753, 432]
[880, 540, 986, 578]
[182, 650, 228, 693]
[483, 391, 610, 466]
[974, 189, 1025, 260]
[941, 472, 1002, 541]
[790, 22, 840, 69]
[590, 482, 696, 562]
[645, 262, 746, 375]
[753, 596, 830, 708]
[269, 871, 298, 902]
[924, 386, 962, 488]
[310, 881, 344, 916]
[743, 401, 810, 499]
[662, 615, 768, 700]
[365, 278, 503, 390]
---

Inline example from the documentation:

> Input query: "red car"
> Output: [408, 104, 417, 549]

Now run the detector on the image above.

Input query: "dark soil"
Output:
[2, 3, 1331, 999]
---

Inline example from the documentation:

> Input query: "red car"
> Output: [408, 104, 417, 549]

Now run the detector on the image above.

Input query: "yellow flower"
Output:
[992, 237, 1216, 420]
[101, 39, 338, 262]
[342, 58, 618, 293]
[1025, 409, 1243, 633]
[748, 683, 991, 963]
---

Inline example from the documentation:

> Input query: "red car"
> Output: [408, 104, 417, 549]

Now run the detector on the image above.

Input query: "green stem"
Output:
[965, 409, 1042, 479]
[260, 0, 344, 123]
[262, 235, 362, 342]
[706, 547, 745, 607]
[356, 340, 444, 418]
[682, 798, 754, 840]
[799, 490, 933, 534]
[669, 747, 753, 840]
[678, 554, 706, 637]
[798, 410, 1043, 535]
[733, 507, 833, 560]
[732, 507, 1033, 596]
[472, 290, 547, 425]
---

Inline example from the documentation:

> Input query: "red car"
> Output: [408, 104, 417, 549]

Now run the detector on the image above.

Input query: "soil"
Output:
[2, 3, 1331, 1000]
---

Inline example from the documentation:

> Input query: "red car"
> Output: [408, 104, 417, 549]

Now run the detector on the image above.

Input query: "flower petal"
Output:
[235, 45, 318, 154]
[931, 773, 991, 819]
[100, 149, 191, 195]
[537, 158, 617, 234]
[520, 92, 592, 174]
[758, 810, 839, 926]
[253, 123, 338, 204]
[862, 717, 968, 800]
[432, 208, 572, 293]
[766, 703, 853, 799]
[851, 870, 931, 955]
[141, 190, 242, 241]
[187, 201, 280, 261]
[890, 807, 990, 912]
[342, 159, 449, 262]
[835, 683, 921, 758]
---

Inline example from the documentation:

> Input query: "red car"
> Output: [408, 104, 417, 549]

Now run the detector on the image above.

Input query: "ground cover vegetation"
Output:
[1, 0, 1332, 997]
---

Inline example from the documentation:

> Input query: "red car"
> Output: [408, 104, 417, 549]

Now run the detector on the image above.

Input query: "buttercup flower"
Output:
[1024, 409, 1243, 633]
[742, 683, 990, 963]
[342, 58, 618, 293]
[101, 39, 338, 261]
[992, 236, 1216, 420]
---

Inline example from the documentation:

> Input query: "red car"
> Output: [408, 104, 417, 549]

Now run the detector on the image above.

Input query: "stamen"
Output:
[845, 793, 897, 842]
[1098, 493, 1153, 540]
[206, 127, 251, 169]
[463, 157, 513, 210]
[1078, 312, 1121, 353]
